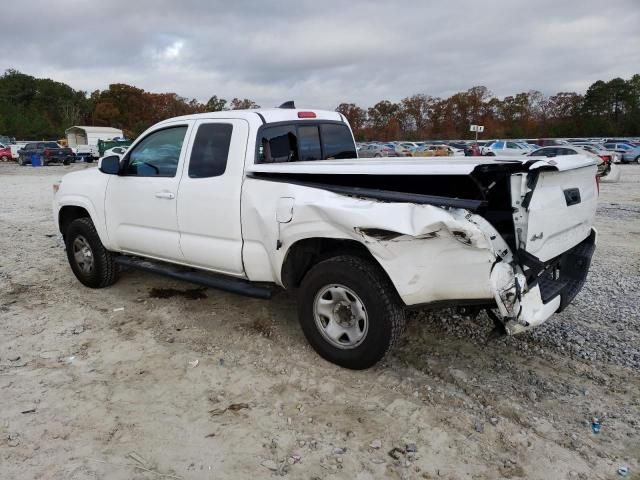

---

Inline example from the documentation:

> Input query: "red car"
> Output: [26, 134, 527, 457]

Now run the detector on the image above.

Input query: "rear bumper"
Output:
[500, 229, 597, 334]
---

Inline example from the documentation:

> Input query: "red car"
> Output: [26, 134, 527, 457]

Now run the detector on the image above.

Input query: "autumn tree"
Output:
[336, 103, 367, 135]
[230, 98, 260, 110]
[206, 95, 228, 111]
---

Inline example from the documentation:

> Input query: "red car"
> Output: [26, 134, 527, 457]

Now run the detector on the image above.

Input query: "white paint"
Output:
[54, 108, 598, 335]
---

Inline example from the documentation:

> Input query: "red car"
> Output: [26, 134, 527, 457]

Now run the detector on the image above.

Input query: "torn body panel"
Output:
[241, 154, 597, 334]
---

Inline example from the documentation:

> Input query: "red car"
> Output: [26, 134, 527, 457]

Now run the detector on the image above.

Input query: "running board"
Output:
[114, 256, 272, 299]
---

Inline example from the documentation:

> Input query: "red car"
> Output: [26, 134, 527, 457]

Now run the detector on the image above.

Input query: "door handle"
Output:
[155, 191, 175, 199]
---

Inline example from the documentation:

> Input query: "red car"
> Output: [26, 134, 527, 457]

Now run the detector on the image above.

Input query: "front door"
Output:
[105, 122, 191, 261]
[176, 118, 248, 275]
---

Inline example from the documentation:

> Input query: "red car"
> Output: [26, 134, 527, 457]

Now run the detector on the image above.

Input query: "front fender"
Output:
[55, 194, 111, 248]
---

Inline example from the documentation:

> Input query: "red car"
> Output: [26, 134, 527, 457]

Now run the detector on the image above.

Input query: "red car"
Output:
[0, 145, 12, 162]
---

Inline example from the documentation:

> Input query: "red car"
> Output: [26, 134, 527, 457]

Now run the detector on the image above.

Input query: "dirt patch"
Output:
[0, 162, 638, 480]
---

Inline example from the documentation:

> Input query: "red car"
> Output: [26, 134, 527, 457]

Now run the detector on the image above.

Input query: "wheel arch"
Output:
[58, 205, 92, 238]
[280, 237, 403, 302]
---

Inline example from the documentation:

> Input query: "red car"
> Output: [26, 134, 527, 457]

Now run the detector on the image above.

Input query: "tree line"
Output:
[1, 69, 638, 141]
[0, 70, 259, 139]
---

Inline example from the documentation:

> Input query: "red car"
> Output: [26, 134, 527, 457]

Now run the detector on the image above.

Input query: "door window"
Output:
[124, 126, 187, 177]
[188, 123, 233, 178]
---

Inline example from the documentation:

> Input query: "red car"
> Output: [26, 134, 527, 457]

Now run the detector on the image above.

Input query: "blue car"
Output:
[603, 142, 640, 163]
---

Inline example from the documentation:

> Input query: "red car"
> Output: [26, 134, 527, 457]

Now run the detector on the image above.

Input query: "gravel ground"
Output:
[0, 162, 639, 480]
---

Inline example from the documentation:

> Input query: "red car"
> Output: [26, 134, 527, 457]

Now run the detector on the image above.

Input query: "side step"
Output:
[114, 256, 272, 300]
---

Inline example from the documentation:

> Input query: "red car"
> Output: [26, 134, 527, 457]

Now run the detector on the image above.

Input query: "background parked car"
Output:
[603, 142, 640, 163]
[358, 143, 399, 158]
[394, 142, 419, 157]
[0, 145, 12, 161]
[413, 144, 452, 157]
[18, 142, 74, 166]
[483, 140, 530, 156]
[570, 142, 618, 166]
[103, 145, 129, 158]
[528, 146, 612, 179]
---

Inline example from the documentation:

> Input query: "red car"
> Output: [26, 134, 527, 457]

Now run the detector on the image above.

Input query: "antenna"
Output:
[278, 101, 296, 109]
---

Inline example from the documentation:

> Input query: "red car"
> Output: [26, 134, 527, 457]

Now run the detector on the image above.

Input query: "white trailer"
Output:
[66, 126, 123, 159]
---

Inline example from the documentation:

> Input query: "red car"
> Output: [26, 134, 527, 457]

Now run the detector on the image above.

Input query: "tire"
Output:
[63, 158, 70, 166]
[17, 156, 25, 166]
[486, 152, 496, 156]
[635, 156, 640, 164]
[297, 255, 405, 369]
[86, 158, 94, 163]
[0, 155, 8, 162]
[65, 217, 119, 288]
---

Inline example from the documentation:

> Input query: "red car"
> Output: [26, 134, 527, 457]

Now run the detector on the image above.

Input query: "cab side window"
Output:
[124, 126, 187, 177]
[188, 124, 233, 178]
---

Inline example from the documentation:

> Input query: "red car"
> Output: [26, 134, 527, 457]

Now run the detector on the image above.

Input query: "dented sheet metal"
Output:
[241, 155, 598, 335]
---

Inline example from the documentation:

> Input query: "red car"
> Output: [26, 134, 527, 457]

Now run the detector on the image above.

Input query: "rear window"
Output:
[257, 122, 355, 163]
[321, 124, 357, 159]
[188, 123, 233, 178]
[44, 142, 59, 148]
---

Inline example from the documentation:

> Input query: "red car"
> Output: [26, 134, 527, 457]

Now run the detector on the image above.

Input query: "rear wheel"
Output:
[17, 156, 25, 166]
[0, 155, 8, 162]
[65, 217, 119, 288]
[297, 255, 405, 369]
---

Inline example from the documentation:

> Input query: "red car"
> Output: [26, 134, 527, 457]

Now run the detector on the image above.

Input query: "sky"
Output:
[2, 0, 640, 109]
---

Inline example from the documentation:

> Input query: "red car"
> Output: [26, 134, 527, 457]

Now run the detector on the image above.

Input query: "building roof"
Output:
[65, 126, 123, 134]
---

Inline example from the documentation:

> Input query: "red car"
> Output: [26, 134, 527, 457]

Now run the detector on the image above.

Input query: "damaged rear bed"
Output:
[244, 155, 598, 334]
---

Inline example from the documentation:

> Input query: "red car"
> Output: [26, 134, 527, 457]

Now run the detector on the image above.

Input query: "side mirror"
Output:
[99, 155, 121, 175]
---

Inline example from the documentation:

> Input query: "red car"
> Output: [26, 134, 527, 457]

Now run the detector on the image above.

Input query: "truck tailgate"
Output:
[512, 157, 598, 262]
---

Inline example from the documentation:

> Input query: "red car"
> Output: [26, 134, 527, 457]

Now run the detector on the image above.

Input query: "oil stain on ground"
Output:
[148, 287, 208, 300]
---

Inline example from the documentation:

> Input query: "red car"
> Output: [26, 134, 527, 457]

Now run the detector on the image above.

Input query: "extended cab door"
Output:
[104, 122, 191, 261]
[176, 118, 249, 275]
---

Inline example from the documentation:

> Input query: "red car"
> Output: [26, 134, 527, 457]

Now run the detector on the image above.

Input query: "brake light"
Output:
[297, 111, 316, 118]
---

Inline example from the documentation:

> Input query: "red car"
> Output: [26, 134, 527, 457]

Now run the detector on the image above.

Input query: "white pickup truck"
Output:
[53, 106, 598, 369]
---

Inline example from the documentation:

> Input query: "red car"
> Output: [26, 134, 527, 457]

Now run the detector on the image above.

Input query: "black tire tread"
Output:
[298, 255, 405, 369]
[66, 217, 118, 288]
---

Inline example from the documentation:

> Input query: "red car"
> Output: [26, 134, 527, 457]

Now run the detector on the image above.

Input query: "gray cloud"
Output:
[2, 0, 639, 108]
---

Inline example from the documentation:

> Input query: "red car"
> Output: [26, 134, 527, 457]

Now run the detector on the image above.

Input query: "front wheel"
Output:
[65, 217, 119, 288]
[17, 156, 25, 166]
[297, 255, 405, 369]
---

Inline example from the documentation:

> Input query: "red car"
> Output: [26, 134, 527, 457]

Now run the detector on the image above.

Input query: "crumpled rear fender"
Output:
[255, 185, 512, 306]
